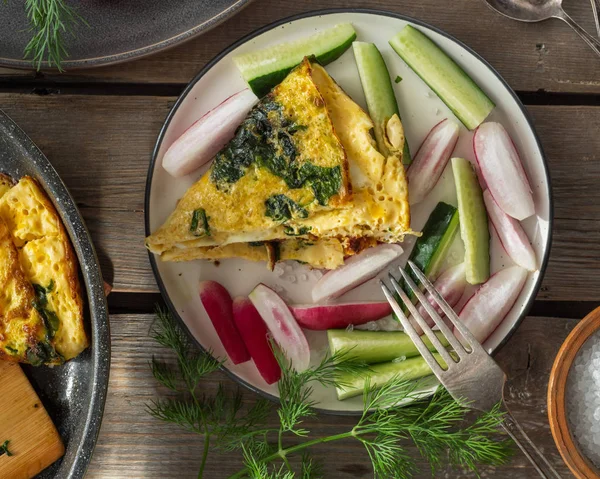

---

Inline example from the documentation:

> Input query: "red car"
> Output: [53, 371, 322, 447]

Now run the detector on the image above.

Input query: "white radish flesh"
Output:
[473, 122, 534, 220]
[312, 244, 404, 303]
[291, 302, 392, 330]
[483, 189, 537, 271]
[457, 265, 528, 343]
[162, 89, 257, 177]
[249, 284, 310, 373]
[407, 119, 460, 205]
[414, 262, 467, 333]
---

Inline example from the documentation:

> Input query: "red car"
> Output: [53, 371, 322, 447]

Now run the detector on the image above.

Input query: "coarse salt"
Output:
[566, 329, 600, 468]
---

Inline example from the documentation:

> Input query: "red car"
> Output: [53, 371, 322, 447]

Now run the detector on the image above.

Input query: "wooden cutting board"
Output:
[0, 360, 65, 479]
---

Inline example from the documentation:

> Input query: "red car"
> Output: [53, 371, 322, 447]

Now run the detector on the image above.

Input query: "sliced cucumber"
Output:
[336, 354, 443, 400]
[389, 25, 494, 130]
[410, 201, 460, 282]
[452, 157, 490, 284]
[393, 202, 459, 320]
[352, 42, 412, 165]
[328, 329, 449, 364]
[233, 24, 356, 97]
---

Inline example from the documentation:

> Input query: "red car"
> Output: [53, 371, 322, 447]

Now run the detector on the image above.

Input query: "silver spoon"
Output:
[484, 0, 600, 58]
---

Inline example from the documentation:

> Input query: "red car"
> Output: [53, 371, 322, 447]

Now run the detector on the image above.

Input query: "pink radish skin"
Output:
[291, 302, 392, 330]
[312, 244, 404, 303]
[456, 266, 528, 343]
[413, 262, 467, 334]
[473, 122, 534, 220]
[249, 284, 310, 373]
[407, 119, 460, 205]
[483, 190, 537, 271]
[233, 297, 281, 384]
[198, 281, 250, 365]
[162, 89, 257, 177]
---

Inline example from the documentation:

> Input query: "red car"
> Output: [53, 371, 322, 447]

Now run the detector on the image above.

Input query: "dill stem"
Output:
[278, 428, 293, 472]
[198, 431, 210, 479]
[228, 429, 366, 478]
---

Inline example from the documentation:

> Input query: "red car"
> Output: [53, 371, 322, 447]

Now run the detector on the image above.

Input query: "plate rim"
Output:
[0, 0, 253, 70]
[144, 7, 554, 416]
[0, 109, 111, 477]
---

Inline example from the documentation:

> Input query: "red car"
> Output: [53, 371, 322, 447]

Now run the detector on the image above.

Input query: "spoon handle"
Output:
[557, 9, 600, 58]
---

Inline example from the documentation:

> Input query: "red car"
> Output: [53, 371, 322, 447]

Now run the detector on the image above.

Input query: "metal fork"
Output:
[380, 261, 563, 479]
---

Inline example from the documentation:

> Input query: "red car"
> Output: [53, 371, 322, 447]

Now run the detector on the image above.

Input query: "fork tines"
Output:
[380, 261, 487, 373]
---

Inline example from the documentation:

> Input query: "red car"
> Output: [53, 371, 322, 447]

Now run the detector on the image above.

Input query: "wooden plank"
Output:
[1, 0, 599, 93]
[0, 95, 599, 300]
[85, 314, 575, 478]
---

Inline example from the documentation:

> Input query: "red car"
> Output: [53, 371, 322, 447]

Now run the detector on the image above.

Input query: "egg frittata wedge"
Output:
[146, 57, 413, 270]
[0, 176, 87, 364]
[146, 58, 351, 255]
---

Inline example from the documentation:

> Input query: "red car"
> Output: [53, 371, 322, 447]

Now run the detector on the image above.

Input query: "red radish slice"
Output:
[407, 119, 460, 205]
[456, 265, 528, 343]
[198, 281, 250, 365]
[473, 122, 534, 220]
[312, 244, 404, 303]
[249, 284, 310, 373]
[233, 297, 281, 384]
[290, 302, 391, 330]
[414, 262, 467, 334]
[483, 190, 537, 271]
[162, 89, 257, 177]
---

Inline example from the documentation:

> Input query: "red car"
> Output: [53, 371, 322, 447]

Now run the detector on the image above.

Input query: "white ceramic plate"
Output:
[145, 9, 552, 413]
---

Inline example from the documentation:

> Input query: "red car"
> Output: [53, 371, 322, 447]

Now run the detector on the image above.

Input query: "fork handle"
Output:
[500, 404, 563, 479]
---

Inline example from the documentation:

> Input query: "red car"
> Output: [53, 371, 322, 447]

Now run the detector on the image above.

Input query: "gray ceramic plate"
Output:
[0, 0, 252, 69]
[0, 110, 110, 479]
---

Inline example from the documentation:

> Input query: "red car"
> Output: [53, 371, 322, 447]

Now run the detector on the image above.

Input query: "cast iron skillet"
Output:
[0, 110, 110, 478]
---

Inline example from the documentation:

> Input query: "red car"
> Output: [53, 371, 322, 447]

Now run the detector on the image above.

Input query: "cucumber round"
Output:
[233, 24, 356, 97]
[328, 329, 449, 364]
[452, 157, 490, 284]
[389, 25, 495, 130]
[336, 354, 443, 400]
[352, 41, 412, 165]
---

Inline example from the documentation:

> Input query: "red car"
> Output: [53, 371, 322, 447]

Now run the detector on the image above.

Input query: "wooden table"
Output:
[2, 0, 599, 477]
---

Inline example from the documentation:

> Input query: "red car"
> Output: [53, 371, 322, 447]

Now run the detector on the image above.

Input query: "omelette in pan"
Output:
[0, 175, 88, 365]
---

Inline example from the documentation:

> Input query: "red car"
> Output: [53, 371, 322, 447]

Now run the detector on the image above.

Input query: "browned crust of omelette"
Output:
[0, 216, 45, 363]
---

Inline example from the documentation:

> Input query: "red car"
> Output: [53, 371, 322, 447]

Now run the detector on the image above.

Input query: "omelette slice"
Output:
[0, 215, 60, 365]
[148, 59, 413, 269]
[146, 58, 351, 255]
[0, 176, 87, 363]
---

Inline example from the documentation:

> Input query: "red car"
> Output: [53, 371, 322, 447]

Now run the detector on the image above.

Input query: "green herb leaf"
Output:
[395, 75, 403, 83]
[23, 0, 87, 71]
[0, 440, 12, 457]
[190, 208, 210, 237]
[265, 195, 308, 223]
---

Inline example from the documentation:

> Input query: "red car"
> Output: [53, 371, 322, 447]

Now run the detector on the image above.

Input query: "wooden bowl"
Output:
[548, 307, 600, 479]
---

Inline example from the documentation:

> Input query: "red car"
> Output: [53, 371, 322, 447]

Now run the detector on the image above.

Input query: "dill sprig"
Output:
[147, 308, 513, 479]
[21, 0, 86, 70]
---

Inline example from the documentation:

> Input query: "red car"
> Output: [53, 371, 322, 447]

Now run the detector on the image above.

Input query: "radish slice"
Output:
[414, 262, 467, 334]
[312, 244, 404, 303]
[457, 265, 528, 343]
[198, 281, 250, 365]
[249, 284, 310, 372]
[473, 122, 534, 220]
[407, 119, 460, 205]
[162, 89, 257, 177]
[483, 190, 537, 271]
[290, 302, 392, 330]
[233, 297, 281, 384]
